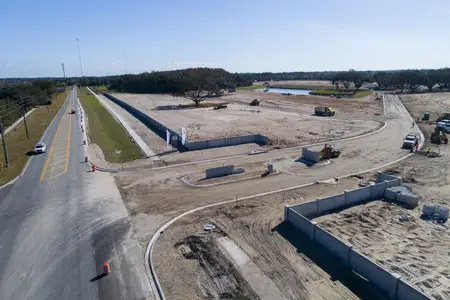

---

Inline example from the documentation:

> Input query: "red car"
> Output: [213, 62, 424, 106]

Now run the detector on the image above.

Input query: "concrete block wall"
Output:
[286, 209, 316, 240]
[285, 173, 430, 300]
[376, 172, 400, 183]
[372, 182, 387, 199]
[314, 225, 352, 262]
[396, 278, 430, 300]
[345, 185, 372, 205]
[102, 93, 184, 150]
[386, 178, 402, 188]
[349, 249, 400, 299]
[289, 201, 318, 218]
[317, 194, 346, 215]
[205, 165, 234, 178]
[302, 148, 321, 163]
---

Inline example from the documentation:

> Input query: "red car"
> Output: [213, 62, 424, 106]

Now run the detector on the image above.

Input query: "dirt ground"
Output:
[153, 177, 390, 300]
[315, 199, 450, 300]
[101, 90, 432, 299]
[306, 92, 450, 300]
[113, 92, 382, 148]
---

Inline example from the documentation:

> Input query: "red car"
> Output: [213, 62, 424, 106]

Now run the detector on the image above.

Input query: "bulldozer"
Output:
[320, 144, 341, 160]
[250, 99, 260, 106]
[430, 127, 448, 145]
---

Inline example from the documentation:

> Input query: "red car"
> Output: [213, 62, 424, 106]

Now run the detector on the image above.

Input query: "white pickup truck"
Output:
[402, 134, 418, 150]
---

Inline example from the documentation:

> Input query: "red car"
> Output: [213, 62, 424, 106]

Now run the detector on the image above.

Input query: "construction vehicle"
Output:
[314, 107, 335, 116]
[250, 99, 260, 106]
[320, 144, 341, 160]
[402, 134, 419, 150]
[430, 127, 448, 145]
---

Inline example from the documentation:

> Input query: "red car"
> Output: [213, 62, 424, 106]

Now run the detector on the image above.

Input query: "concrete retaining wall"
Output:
[372, 182, 387, 200]
[376, 172, 400, 183]
[349, 249, 400, 299]
[314, 225, 352, 262]
[290, 201, 318, 218]
[285, 172, 430, 300]
[286, 209, 316, 240]
[206, 165, 234, 178]
[103, 93, 268, 151]
[317, 194, 346, 215]
[396, 278, 430, 300]
[185, 134, 268, 151]
[386, 178, 402, 188]
[102, 93, 184, 150]
[302, 148, 321, 163]
[345, 186, 372, 205]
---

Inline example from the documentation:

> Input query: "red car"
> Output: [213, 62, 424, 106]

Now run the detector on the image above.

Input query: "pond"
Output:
[262, 87, 312, 96]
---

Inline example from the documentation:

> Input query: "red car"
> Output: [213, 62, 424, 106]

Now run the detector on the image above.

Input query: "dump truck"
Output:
[314, 107, 335, 116]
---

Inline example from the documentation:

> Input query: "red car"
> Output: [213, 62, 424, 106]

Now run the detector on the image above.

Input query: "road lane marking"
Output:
[40, 102, 72, 182]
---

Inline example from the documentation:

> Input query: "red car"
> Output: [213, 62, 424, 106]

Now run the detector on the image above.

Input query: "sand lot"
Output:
[315, 200, 450, 300]
[114, 92, 382, 147]
[152, 178, 389, 300]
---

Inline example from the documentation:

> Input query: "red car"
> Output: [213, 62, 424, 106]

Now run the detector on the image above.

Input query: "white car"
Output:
[34, 143, 46, 154]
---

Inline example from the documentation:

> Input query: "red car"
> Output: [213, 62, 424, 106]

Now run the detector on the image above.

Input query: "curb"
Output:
[93, 121, 388, 174]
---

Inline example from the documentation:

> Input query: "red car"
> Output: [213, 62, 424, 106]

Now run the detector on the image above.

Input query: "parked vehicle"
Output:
[436, 119, 450, 133]
[402, 134, 418, 150]
[314, 107, 335, 116]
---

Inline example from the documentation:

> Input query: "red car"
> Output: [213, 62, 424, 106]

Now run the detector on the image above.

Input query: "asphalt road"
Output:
[0, 88, 151, 300]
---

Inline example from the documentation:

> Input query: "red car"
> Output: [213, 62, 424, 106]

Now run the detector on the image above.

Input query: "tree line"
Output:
[0, 80, 58, 129]
[329, 68, 450, 93]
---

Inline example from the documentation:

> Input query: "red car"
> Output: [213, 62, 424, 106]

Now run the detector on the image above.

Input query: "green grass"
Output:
[93, 85, 120, 93]
[236, 85, 264, 91]
[0, 91, 67, 186]
[79, 87, 142, 163]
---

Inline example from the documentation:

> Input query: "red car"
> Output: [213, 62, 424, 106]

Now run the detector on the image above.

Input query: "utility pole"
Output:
[76, 38, 84, 77]
[20, 97, 29, 139]
[62, 63, 66, 78]
[0, 116, 9, 168]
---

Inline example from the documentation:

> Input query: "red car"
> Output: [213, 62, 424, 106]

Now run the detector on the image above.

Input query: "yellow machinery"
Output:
[320, 144, 341, 160]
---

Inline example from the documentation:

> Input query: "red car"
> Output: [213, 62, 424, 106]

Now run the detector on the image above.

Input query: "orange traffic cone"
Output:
[92, 165, 96, 172]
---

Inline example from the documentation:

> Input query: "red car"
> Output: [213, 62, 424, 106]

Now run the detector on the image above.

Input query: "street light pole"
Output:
[76, 38, 84, 77]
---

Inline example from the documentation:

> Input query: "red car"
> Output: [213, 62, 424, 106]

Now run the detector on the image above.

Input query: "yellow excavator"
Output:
[320, 144, 341, 160]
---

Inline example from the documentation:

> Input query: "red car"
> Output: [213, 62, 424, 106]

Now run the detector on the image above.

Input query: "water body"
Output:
[262, 87, 312, 96]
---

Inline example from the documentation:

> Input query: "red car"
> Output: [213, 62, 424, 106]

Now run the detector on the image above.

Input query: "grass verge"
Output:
[79, 87, 142, 163]
[0, 91, 67, 186]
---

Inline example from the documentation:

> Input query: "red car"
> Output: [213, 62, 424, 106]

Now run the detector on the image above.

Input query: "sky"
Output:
[1, 0, 450, 77]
